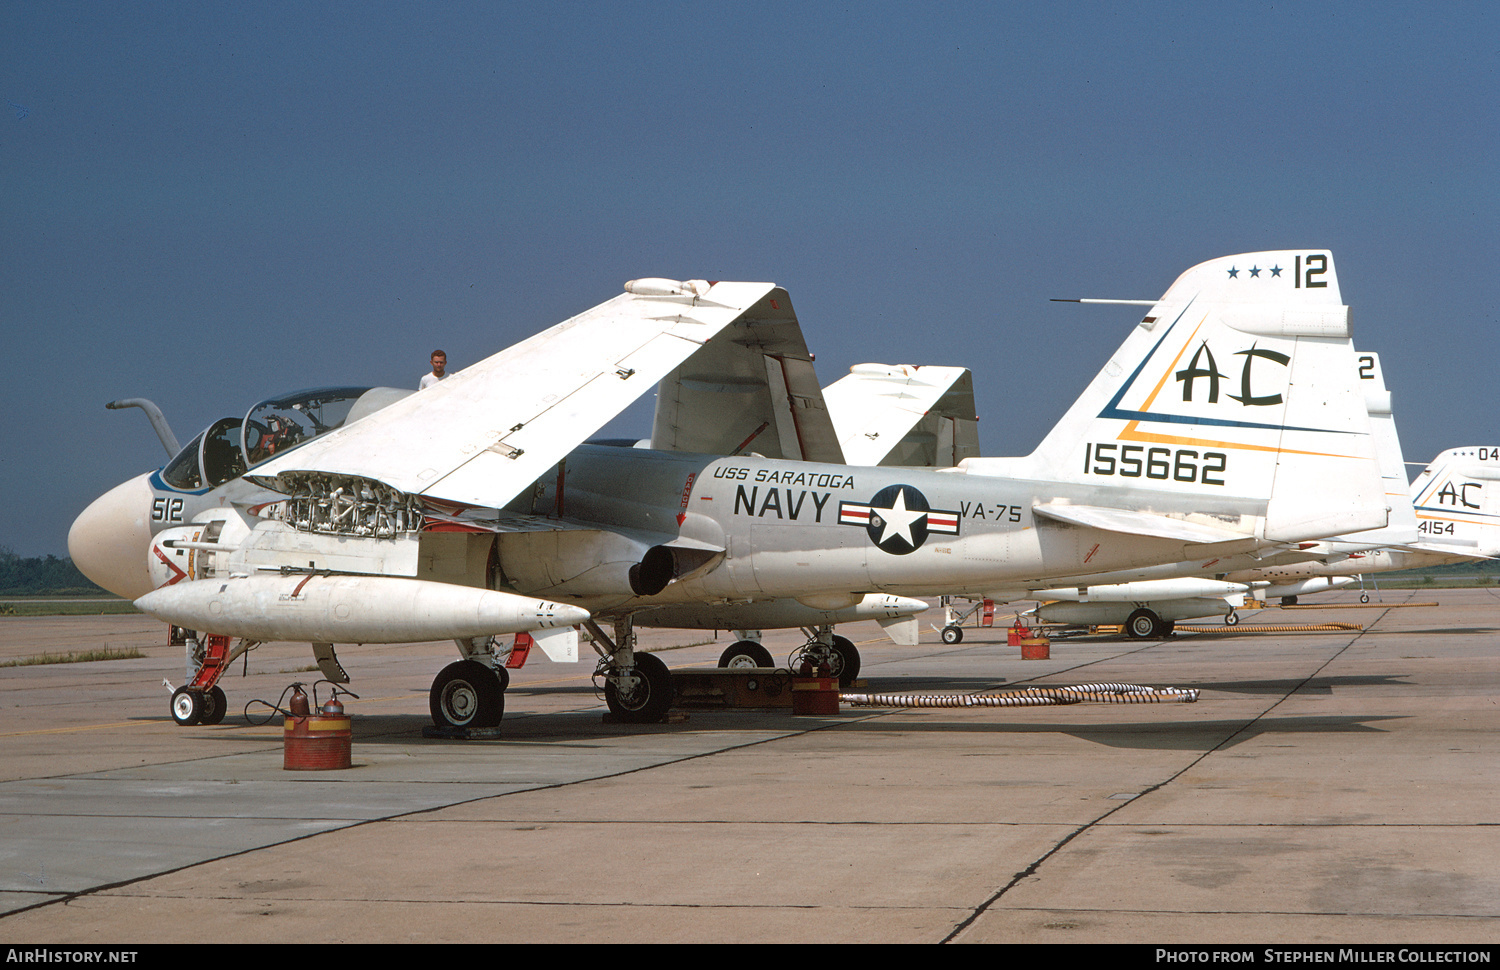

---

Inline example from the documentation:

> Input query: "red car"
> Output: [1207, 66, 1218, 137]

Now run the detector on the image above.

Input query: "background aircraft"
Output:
[72, 250, 1388, 731]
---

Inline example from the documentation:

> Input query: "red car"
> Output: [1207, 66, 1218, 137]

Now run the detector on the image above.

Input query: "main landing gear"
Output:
[791, 626, 860, 687]
[1125, 608, 1174, 640]
[586, 617, 675, 723]
[718, 639, 775, 669]
[429, 657, 509, 729]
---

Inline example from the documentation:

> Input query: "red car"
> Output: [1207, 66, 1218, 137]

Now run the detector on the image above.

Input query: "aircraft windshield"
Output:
[243, 387, 371, 466]
[161, 432, 205, 490]
[157, 387, 374, 491]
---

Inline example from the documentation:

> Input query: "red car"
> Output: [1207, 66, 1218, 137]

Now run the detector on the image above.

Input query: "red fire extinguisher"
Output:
[283, 682, 352, 771]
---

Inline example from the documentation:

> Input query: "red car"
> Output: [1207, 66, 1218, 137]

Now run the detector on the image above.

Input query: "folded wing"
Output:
[248, 280, 777, 509]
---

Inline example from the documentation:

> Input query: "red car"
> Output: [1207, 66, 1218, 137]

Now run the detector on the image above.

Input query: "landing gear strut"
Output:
[587, 617, 675, 723]
[604, 651, 674, 722]
[169, 634, 252, 726]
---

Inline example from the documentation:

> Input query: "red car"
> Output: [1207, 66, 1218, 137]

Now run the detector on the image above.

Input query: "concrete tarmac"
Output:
[0, 589, 1497, 944]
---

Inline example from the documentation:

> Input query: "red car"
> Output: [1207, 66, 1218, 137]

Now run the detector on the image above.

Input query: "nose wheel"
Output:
[170, 685, 227, 726]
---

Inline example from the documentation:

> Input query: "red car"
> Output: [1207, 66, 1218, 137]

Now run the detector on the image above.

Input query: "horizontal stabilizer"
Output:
[1032, 503, 1250, 544]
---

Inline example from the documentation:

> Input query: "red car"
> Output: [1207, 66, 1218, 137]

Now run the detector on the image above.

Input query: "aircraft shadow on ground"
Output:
[1185, 673, 1415, 695]
[823, 713, 1404, 751]
[161, 706, 1404, 755]
[138, 671, 1412, 752]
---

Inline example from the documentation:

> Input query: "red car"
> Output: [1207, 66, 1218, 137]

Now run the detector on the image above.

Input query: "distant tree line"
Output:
[0, 547, 106, 596]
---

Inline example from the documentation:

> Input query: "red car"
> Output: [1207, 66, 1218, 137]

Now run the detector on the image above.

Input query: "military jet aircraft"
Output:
[71, 250, 1388, 731]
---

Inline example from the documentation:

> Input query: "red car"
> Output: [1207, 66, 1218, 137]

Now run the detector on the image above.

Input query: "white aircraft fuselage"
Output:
[495, 444, 1270, 616]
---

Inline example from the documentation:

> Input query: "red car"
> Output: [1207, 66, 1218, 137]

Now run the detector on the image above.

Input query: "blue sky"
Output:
[4, 2, 1495, 557]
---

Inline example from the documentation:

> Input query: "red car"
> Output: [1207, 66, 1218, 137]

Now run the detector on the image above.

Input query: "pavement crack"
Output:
[940, 622, 1376, 943]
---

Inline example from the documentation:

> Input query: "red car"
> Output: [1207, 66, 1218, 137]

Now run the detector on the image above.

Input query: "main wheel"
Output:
[941, 625, 964, 644]
[171, 687, 203, 726]
[1280, 595, 1298, 607]
[719, 640, 774, 669]
[199, 685, 228, 725]
[829, 635, 861, 687]
[605, 652, 674, 723]
[1224, 611, 1239, 627]
[430, 660, 504, 729]
[1125, 608, 1162, 640]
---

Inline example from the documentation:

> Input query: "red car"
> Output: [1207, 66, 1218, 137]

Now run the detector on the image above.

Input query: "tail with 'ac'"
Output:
[963, 250, 1387, 544]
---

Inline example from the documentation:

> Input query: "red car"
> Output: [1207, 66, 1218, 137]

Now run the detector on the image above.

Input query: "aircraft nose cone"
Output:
[553, 603, 592, 627]
[68, 472, 157, 600]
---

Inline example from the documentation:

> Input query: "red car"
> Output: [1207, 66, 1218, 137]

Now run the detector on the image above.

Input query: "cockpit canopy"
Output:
[160, 387, 382, 491]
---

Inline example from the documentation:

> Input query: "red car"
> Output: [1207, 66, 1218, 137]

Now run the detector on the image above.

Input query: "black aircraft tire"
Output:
[830, 635, 861, 687]
[1126, 609, 1161, 640]
[199, 686, 228, 725]
[430, 660, 505, 729]
[605, 652, 674, 723]
[719, 641, 774, 669]
[941, 625, 964, 645]
[171, 687, 203, 726]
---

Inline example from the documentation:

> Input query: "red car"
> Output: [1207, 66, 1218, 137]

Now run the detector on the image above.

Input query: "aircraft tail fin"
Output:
[1410, 447, 1500, 556]
[1344, 352, 1419, 545]
[965, 251, 1385, 543]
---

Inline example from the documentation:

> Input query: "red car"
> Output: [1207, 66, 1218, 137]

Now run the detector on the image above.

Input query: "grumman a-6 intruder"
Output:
[70, 251, 1390, 732]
